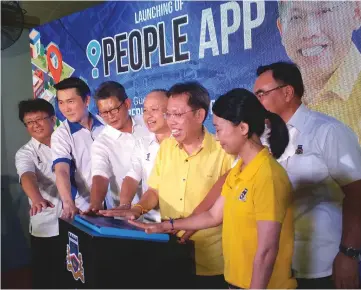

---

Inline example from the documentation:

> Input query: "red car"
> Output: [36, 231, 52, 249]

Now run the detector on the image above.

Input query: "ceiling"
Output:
[19, 1, 104, 27]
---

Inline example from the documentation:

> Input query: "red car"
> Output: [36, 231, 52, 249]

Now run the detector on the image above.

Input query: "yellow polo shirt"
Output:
[304, 44, 361, 143]
[148, 129, 234, 276]
[222, 148, 296, 289]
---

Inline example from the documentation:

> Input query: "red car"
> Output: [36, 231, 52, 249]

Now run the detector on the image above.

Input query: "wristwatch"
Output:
[339, 245, 361, 259]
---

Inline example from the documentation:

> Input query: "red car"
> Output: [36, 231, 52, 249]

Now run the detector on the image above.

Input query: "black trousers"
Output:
[193, 274, 228, 289]
[31, 235, 64, 289]
[296, 276, 334, 289]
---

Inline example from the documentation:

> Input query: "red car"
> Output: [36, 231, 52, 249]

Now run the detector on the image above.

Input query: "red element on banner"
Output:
[46, 44, 63, 84]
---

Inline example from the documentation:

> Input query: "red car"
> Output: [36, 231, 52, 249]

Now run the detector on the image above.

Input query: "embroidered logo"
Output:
[239, 188, 248, 202]
[295, 145, 303, 155]
[145, 153, 150, 161]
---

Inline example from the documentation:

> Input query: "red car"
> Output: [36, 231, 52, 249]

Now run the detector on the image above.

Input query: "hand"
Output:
[80, 203, 103, 216]
[332, 252, 360, 289]
[178, 230, 196, 244]
[30, 198, 54, 216]
[98, 206, 142, 220]
[128, 220, 172, 234]
[61, 200, 79, 220]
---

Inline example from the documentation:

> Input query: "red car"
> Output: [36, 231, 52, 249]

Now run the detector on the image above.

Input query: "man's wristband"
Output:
[132, 204, 149, 215]
[339, 245, 361, 259]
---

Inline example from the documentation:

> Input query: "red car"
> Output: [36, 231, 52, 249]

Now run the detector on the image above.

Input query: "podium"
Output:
[56, 216, 195, 289]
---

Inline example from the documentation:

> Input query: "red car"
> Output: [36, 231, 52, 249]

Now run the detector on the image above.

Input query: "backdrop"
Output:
[29, 1, 361, 140]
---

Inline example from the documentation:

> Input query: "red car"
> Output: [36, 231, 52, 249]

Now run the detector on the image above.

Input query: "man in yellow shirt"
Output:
[100, 82, 233, 288]
[128, 88, 296, 289]
[277, 1, 361, 142]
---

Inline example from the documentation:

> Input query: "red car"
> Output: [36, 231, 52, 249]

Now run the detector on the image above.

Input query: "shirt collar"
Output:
[31, 137, 42, 149]
[174, 127, 213, 155]
[306, 43, 361, 104]
[68, 113, 103, 135]
[234, 147, 270, 181]
[148, 133, 158, 145]
[287, 104, 310, 133]
[106, 116, 138, 140]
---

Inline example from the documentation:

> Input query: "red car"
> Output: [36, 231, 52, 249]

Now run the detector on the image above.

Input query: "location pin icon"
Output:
[46, 44, 63, 84]
[86, 40, 101, 79]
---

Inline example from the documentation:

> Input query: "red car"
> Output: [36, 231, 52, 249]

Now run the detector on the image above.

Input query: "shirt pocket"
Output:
[287, 152, 328, 189]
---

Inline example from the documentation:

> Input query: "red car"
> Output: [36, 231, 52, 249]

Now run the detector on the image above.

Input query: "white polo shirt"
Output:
[51, 114, 104, 211]
[126, 133, 164, 222]
[15, 138, 62, 237]
[91, 115, 150, 210]
[278, 104, 361, 279]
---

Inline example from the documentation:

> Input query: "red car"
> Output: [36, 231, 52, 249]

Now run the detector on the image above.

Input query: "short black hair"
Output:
[53, 77, 90, 101]
[168, 81, 210, 122]
[18, 98, 55, 123]
[94, 81, 128, 102]
[257, 62, 304, 98]
[213, 88, 289, 159]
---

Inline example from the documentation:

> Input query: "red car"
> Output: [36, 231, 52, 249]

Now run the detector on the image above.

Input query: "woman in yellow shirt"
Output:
[129, 88, 297, 289]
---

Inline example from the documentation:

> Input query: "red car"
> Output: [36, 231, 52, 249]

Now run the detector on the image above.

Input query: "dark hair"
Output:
[94, 81, 128, 102]
[257, 62, 304, 98]
[18, 98, 55, 123]
[212, 88, 289, 159]
[53, 77, 90, 101]
[149, 89, 169, 97]
[168, 81, 210, 122]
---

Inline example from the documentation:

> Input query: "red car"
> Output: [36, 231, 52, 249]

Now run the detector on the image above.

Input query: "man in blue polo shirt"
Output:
[52, 77, 104, 219]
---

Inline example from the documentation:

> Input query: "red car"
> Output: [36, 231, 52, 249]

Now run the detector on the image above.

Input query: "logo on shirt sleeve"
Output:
[239, 188, 248, 202]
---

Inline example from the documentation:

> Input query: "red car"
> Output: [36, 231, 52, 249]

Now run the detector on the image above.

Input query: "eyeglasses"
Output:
[163, 109, 198, 120]
[255, 85, 288, 99]
[24, 116, 51, 127]
[99, 101, 125, 118]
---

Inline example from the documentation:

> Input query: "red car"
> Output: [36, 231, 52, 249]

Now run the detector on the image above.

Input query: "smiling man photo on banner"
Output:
[15, 99, 63, 289]
[51, 77, 104, 219]
[253, 61, 361, 289]
[81, 81, 150, 214]
[277, 1, 361, 143]
[100, 82, 234, 289]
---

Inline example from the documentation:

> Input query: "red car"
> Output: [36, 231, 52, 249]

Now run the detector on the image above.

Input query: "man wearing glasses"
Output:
[15, 98, 62, 289]
[254, 62, 361, 289]
[277, 1, 361, 143]
[83, 81, 149, 213]
[96, 89, 170, 222]
[52, 77, 104, 219]
[100, 82, 234, 289]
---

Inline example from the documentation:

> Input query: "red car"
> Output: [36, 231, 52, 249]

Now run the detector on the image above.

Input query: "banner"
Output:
[29, 1, 361, 141]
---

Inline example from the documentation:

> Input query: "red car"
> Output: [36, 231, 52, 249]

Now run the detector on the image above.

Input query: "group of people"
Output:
[16, 62, 361, 289]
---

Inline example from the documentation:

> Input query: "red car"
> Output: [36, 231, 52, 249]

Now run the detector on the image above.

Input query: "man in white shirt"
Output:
[15, 98, 62, 289]
[254, 62, 361, 289]
[112, 89, 171, 222]
[83, 81, 149, 214]
[52, 77, 104, 219]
